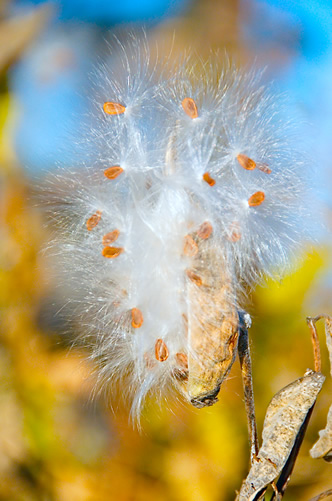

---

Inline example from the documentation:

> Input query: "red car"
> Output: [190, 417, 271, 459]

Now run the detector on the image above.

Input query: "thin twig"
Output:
[238, 312, 259, 462]
[271, 481, 282, 501]
[306, 317, 322, 372]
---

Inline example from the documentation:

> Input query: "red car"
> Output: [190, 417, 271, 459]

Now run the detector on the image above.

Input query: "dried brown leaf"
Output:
[310, 404, 332, 462]
[238, 371, 325, 501]
[310, 316, 332, 461]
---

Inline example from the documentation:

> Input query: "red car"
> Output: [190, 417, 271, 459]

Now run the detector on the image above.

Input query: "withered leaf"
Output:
[238, 371, 325, 501]
[310, 405, 332, 462]
[310, 316, 332, 462]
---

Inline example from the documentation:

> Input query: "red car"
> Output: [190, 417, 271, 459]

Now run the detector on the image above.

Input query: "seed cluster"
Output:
[51, 40, 308, 416]
[84, 95, 269, 378]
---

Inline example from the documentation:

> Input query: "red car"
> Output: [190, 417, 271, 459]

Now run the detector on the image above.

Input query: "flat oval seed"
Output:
[183, 235, 198, 257]
[229, 230, 241, 242]
[144, 352, 156, 369]
[103, 101, 126, 115]
[182, 97, 198, 119]
[102, 246, 124, 258]
[173, 352, 189, 380]
[131, 308, 143, 328]
[197, 221, 213, 239]
[102, 229, 120, 246]
[257, 163, 272, 174]
[86, 210, 102, 231]
[104, 166, 124, 180]
[237, 153, 256, 170]
[175, 352, 188, 370]
[202, 172, 216, 186]
[186, 269, 203, 286]
[248, 191, 265, 207]
[227, 222, 241, 242]
[155, 338, 169, 362]
[173, 367, 189, 381]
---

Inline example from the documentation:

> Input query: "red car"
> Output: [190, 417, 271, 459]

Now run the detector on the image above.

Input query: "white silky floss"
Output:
[49, 35, 310, 419]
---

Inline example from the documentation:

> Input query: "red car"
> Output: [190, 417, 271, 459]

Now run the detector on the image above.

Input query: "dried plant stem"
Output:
[306, 316, 323, 372]
[270, 481, 282, 501]
[238, 312, 259, 462]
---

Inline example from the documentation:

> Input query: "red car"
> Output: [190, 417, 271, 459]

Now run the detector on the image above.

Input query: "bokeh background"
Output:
[0, 0, 332, 499]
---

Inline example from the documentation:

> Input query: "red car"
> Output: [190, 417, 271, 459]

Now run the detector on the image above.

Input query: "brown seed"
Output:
[237, 153, 256, 170]
[172, 367, 189, 381]
[257, 163, 272, 174]
[175, 352, 188, 370]
[144, 352, 156, 369]
[197, 221, 213, 239]
[182, 97, 198, 119]
[155, 338, 169, 362]
[183, 235, 198, 257]
[248, 191, 265, 207]
[202, 172, 216, 186]
[86, 210, 102, 231]
[227, 222, 241, 242]
[186, 269, 203, 286]
[104, 166, 124, 180]
[103, 101, 126, 115]
[131, 308, 143, 328]
[102, 229, 120, 246]
[102, 246, 124, 258]
[229, 231, 241, 242]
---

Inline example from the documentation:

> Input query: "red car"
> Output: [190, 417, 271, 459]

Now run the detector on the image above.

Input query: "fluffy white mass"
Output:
[48, 34, 310, 418]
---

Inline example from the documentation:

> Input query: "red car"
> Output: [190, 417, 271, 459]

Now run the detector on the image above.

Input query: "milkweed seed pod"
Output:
[49, 35, 309, 418]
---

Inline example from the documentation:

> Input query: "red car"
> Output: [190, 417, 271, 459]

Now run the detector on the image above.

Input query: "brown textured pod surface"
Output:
[177, 236, 239, 407]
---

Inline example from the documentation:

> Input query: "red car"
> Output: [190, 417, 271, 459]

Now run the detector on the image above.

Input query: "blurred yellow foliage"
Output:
[0, 109, 331, 499]
[0, 4, 332, 499]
